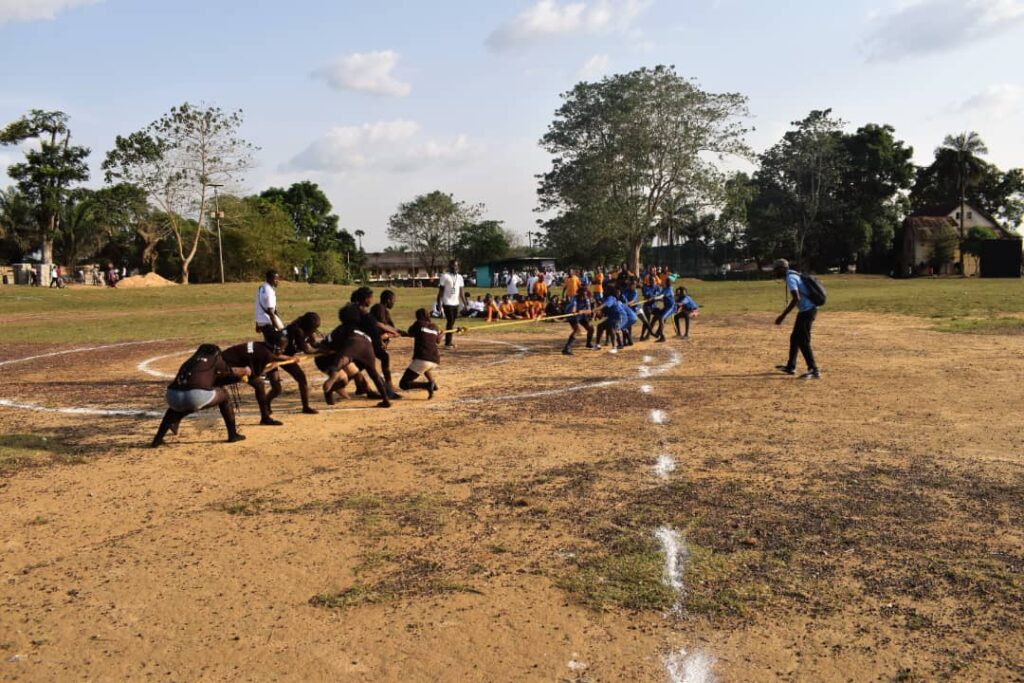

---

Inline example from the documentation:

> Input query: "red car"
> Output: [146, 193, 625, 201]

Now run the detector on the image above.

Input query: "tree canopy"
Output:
[538, 65, 751, 272]
[103, 103, 256, 283]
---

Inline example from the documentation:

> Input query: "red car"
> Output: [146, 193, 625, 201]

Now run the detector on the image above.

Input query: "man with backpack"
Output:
[773, 259, 822, 380]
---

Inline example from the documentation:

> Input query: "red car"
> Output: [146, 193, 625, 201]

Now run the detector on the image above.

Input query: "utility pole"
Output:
[208, 183, 225, 284]
[527, 231, 533, 249]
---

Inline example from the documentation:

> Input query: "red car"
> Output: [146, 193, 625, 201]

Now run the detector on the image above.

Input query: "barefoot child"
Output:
[398, 308, 441, 398]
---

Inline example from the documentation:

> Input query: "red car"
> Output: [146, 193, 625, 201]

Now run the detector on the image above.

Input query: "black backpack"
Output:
[799, 273, 827, 307]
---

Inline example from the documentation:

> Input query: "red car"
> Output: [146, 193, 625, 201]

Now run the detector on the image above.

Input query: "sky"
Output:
[1, 0, 1023, 251]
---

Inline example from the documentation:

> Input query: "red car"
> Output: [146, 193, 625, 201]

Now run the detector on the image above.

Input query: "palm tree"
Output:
[354, 229, 365, 251]
[937, 131, 989, 274]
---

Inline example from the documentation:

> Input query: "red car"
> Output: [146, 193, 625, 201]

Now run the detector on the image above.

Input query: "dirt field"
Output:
[2, 308, 1023, 682]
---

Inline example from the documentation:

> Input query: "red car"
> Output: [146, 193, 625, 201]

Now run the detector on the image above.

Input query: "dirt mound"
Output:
[116, 272, 177, 289]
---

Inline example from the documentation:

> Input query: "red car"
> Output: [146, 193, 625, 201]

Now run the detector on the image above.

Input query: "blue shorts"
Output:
[660, 304, 678, 321]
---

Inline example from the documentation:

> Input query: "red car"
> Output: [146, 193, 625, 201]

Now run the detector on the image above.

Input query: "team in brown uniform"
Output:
[399, 308, 441, 398]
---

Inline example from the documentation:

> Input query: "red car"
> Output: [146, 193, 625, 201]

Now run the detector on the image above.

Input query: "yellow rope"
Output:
[448, 295, 665, 335]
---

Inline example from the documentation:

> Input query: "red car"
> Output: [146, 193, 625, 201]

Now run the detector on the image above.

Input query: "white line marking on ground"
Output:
[664, 648, 716, 683]
[456, 348, 681, 404]
[643, 355, 654, 364]
[137, 352, 182, 379]
[654, 454, 676, 479]
[0, 398, 162, 418]
[640, 384, 653, 394]
[649, 409, 668, 424]
[654, 525, 688, 593]
[638, 366, 652, 378]
[0, 340, 163, 368]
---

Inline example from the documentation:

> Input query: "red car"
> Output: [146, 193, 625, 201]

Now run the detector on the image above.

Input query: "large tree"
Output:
[103, 103, 256, 283]
[538, 65, 751, 272]
[455, 219, 511, 269]
[260, 181, 339, 251]
[386, 191, 481, 273]
[0, 110, 91, 266]
[753, 109, 847, 267]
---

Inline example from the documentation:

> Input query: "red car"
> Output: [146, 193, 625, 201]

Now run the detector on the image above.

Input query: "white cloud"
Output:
[577, 54, 610, 80]
[0, 0, 101, 24]
[312, 50, 411, 97]
[289, 120, 479, 173]
[863, 0, 1024, 61]
[952, 83, 1024, 118]
[486, 0, 652, 51]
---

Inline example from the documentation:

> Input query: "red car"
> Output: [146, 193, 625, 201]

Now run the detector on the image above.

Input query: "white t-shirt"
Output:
[255, 282, 277, 326]
[507, 273, 521, 295]
[544, 272, 554, 286]
[438, 272, 465, 307]
[526, 275, 538, 295]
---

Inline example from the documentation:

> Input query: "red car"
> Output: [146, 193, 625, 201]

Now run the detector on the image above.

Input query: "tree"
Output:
[538, 65, 751, 272]
[103, 103, 256, 283]
[0, 187, 34, 263]
[354, 229, 365, 250]
[455, 220, 510, 269]
[540, 210, 623, 267]
[386, 191, 481, 273]
[0, 110, 91, 266]
[929, 222, 958, 271]
[835, 124, 914, 272]
[942, 132, 988, 273]
[192, 195, 307, 282]
[260, 181, 340, 252]
[753, 109, 847, 267]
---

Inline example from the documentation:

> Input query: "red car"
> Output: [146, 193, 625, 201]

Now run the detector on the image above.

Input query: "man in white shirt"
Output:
[506, 271, 521, 296]
[525, 271, 538, 297]
[255, 269, 284, 343]
[437, 259, 468, 348]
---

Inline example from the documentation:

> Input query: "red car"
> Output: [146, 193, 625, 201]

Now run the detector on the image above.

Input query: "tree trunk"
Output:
[629, 240, 642, 275]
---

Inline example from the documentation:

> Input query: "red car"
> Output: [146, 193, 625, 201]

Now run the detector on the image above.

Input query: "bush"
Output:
[309, 251, 348, 284]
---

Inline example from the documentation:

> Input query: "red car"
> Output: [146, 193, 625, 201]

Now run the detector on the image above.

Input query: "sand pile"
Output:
[116, 272, 177, 289]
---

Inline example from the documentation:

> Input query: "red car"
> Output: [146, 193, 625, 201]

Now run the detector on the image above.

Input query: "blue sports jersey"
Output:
[680, 294, 698, 311]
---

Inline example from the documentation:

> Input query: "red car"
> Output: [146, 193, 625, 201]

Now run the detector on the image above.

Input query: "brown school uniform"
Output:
[408, 320, 441, 364]
[168, 350, 231, 391]
[315, 324, 377, 374]
[220, 341, 276, 381]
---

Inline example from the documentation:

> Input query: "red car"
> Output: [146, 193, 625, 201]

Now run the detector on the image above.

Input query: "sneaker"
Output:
[799, 369, 821, 380]
[562, 348, 573, 356]
[655, 336, 666, 343]
[302, 406, 319, 415]
[775, 365, 796, 375]
[593, 344, 602, 351]
[585, 343, 594, 349]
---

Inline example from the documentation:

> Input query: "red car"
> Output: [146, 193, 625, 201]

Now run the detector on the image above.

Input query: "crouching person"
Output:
[399, 308, 441, 399]
[151, 344, 251, 447]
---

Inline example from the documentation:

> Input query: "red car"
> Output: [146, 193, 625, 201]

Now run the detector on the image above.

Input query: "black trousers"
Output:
[443, 305, 459, 346]
[788, 309, 818, 371]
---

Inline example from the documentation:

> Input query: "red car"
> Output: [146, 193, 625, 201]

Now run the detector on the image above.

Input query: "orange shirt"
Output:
[499, 303, 515, 317]
[563, 275, 580, 297]
[535, 281, 548, 298]
[593, 272, 604, 293]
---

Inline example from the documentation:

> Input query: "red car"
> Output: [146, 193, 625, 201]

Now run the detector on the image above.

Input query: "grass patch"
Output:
[0, 433, 82, 475]
[4, 276, 1024, 344]
[932, 317, 1024, 335]
[310, 556, 481, 610]
[559, 531, 677, 612]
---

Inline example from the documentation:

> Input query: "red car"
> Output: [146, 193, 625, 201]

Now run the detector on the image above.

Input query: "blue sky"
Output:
[2, 0, 1023, 250]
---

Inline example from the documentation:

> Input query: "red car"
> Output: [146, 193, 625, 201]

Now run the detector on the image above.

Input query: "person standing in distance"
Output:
[255, 269, 284, 343]
[437, 259, 467, 348]
[774, 258, 820, 379]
